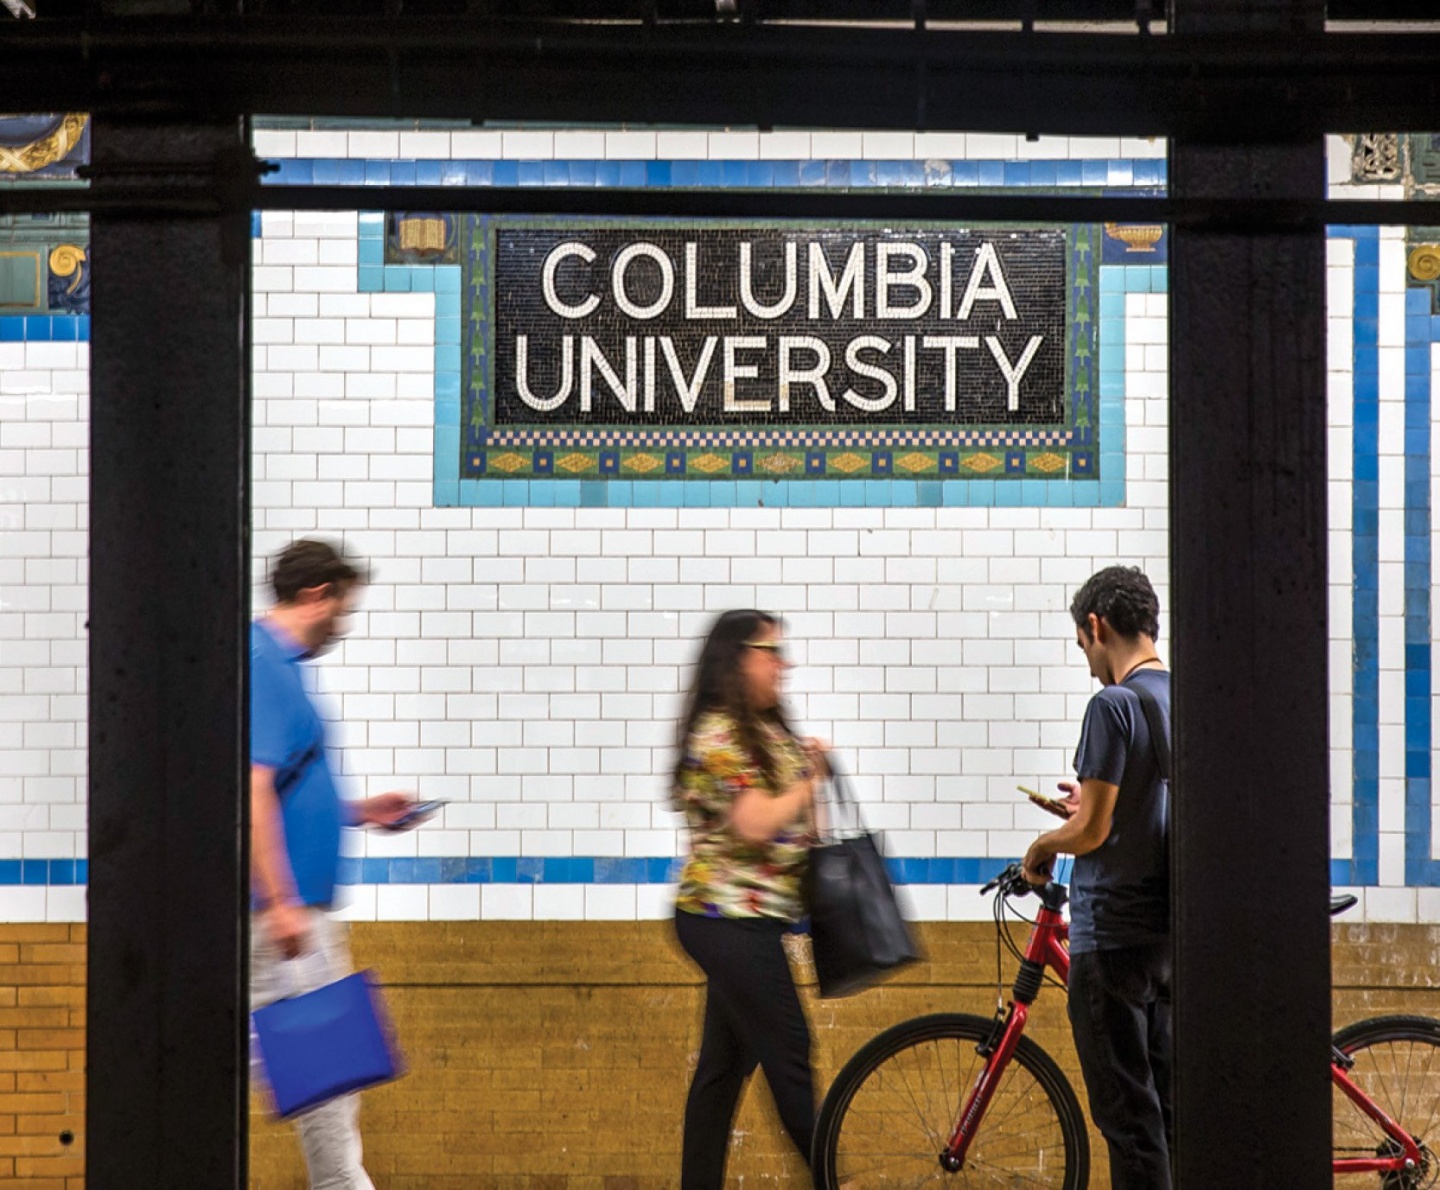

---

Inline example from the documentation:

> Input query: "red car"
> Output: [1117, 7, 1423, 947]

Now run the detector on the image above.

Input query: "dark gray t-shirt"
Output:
[1068, 667, 1170, 954]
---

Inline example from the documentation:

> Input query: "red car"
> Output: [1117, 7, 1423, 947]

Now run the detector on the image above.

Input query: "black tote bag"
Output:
[804, 763, 921, 999]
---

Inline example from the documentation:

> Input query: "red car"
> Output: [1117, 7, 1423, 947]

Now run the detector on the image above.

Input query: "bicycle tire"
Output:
[1333, 1014, 1440, 1187]
[813, 1012, 1090, 1189]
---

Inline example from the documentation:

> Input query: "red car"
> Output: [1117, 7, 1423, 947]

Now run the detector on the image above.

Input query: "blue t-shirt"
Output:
[250, 620, 344, 907]
[1068, 667, 1170, 954]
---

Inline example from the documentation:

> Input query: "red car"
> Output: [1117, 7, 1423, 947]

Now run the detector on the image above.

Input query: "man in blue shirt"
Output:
[251, 539, 415, 1189]
[1023, 566, 1172, 1190]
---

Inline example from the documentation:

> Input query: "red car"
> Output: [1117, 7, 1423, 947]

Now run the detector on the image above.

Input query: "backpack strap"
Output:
[1132, 680, 1172, 782]
[273, 739, 323, 802]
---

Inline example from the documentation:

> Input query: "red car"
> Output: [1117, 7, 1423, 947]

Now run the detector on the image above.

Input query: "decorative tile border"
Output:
[430, 234, 1149, 509]
[458, 216, 1099, 489]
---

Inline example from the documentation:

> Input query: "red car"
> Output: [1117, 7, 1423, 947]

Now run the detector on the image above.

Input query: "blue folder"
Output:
[251, 969, 402, 1118]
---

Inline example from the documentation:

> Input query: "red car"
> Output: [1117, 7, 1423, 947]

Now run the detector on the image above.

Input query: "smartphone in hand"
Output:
[381, 800, 447, 831]
[1017, 784, 1070, 819]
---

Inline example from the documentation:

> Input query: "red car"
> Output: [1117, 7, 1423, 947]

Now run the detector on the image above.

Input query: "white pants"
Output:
[251, 909, 376, 1190]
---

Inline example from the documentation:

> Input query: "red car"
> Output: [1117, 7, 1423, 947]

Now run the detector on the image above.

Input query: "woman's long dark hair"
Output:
[671, 609, 794, 807]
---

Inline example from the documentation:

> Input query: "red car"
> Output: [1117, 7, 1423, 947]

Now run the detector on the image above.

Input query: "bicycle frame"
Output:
[945, 873, 1427, 1181]
[944, 886, 1070, 1168]
[1332, 1054, 1426, 1175]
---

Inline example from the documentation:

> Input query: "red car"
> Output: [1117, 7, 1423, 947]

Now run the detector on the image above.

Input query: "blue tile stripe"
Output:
[260, 157, 1168, 193]
[0, 854, 1397, 887]
[0, 860, 87, 886]
[1405, 281, 1440, 884]
[1332, 225, 1381, 888]
[0, 314, 90, 342]
[0, 856, 1026, 886]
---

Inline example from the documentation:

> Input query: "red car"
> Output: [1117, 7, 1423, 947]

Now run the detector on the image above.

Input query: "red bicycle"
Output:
[812, 862, 1440, 1188]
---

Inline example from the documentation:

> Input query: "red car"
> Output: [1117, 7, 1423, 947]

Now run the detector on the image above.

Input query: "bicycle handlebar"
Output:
[981, 861, 1040, 898]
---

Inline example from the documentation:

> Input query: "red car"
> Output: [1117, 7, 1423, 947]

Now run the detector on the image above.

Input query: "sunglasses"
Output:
[745, 640, 789, 660]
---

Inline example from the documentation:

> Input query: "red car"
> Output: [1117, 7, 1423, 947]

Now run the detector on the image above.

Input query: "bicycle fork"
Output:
[942, 908, 1067, 1173]
[940, 1001, 1032, 1171]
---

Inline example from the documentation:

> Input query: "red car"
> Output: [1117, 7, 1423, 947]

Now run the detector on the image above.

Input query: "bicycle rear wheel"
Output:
[813, 1012, 1089, 1189]
[1334, 1014, 1440, 1187]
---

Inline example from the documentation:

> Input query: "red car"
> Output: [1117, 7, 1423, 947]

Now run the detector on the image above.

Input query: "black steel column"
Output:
[1169, 2, 1329, 1186]
[86, 118, 250, 1188]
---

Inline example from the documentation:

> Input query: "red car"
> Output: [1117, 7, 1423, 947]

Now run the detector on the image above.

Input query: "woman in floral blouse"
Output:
[672, 609, 830, 1188]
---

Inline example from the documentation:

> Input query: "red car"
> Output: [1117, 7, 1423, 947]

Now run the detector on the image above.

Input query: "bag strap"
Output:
[814, 755, 868, 839]
[1131, 679, 1172, 782]
[274, 739, 323, 803]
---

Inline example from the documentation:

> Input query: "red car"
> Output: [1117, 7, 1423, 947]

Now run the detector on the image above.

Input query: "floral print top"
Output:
[675, 708, 814, 922]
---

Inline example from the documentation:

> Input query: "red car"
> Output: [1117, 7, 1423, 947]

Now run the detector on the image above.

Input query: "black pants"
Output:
[674, 909, 816, 1189]
[1068, 943, 1173, 1190]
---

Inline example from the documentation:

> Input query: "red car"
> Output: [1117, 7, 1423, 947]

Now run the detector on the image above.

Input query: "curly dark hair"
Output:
[1069, 566, 1160, 641]
[671, 609, 795, 808]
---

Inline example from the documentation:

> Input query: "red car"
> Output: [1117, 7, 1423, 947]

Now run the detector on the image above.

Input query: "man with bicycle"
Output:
[1023, 565, 1172, 1190]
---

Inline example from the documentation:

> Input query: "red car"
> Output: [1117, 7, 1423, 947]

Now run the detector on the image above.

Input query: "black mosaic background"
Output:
[493, 227, 1067, 427]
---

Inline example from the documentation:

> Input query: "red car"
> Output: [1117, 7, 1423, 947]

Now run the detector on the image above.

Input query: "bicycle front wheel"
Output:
[813, 1012, 1089, 1189]
[1334, 1014, 1440, 1186]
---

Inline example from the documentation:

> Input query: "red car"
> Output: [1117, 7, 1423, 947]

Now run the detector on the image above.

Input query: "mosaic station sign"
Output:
[462, 218, 1099, 482]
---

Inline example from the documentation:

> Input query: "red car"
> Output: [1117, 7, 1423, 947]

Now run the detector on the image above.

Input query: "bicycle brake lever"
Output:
[981, 862, 1025, 896]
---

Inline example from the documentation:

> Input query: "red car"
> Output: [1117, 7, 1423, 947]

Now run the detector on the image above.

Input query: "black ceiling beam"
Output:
[4, 180, 1439, 232]
[4, 19, 1440, 138]
[23, 0, 1436, 20]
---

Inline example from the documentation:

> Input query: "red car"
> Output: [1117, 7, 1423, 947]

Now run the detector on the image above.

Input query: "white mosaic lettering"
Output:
[957, 242, 1018, 321]
[611, 243, 674, 320]
[542, 241, 600, 319]
[777, 335, 834, 413]
[807, 241, 865, 320]
[660, 336, 718, 413]
[642, 336, 657, 413]
[579, 335, 638, 413]
[738, 242, 798, 320]
[903, 335, 917, 411]
[986, 334, 1045, 411]
[684, 242, 737, 320]
[842, 335, 898, 413]
[876, 242, 932, 320]
[940, 241, 954, 321]
[922, 335, 982, 412]
[723, 336, 770, 412]
[514, 334, 575, 412]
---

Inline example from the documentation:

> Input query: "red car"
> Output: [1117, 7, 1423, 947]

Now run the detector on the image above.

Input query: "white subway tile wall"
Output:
[0, 131, 1407, 921]
[0, 342, 88, 872]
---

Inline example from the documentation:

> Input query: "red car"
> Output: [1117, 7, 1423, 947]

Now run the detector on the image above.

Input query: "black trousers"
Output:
[674, 909, 816, 1189]
[1071, 939, 1169, 1187]
[1068, 942, 1174, 1190]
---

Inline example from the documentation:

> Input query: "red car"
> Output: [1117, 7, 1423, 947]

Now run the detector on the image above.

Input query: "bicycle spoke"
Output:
[826, 1020, 1080, 1187]
[1334, 1019, 1440, 1187]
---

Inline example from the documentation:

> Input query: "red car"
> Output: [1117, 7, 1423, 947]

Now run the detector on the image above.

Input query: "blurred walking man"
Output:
[250, 539, 414, 1190]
